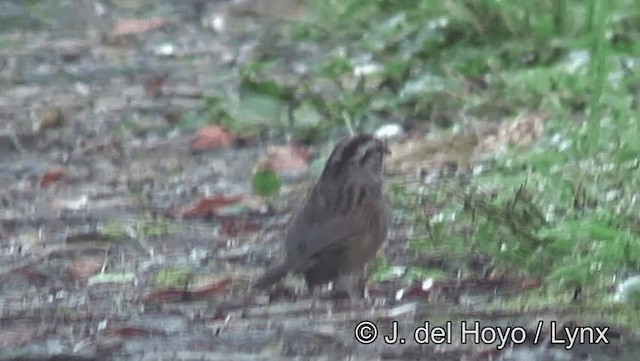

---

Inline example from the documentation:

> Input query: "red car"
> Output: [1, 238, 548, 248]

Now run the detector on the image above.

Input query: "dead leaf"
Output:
[180, 195, 244, 218]
[143, 289, 184, 303]
[189, 278, 232, 299]
[480, 112, 549, 152]
[385, 130, 480, 174]
[264, 145, 310, 176]
[14, 265, 49, 283]
[190, 125, 236, 152]
[40, 166, 65, 187]
[386, 113, 547, 175]
[111, 17, 172, 36]
[394, 280, 432, 301]
[219, 217, 263, 237]
[144, 278, 231, 303]
[66, 258, 103, 279]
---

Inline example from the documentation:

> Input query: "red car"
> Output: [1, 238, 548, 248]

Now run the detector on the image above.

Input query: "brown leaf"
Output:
[14, 265, 49, 283]
[66, 258, 103, 279]
[386, 130, 480, 174]
[219, 217, 263, 237]
[144, 279, 232, 303]
[143, 289, 184, 303]
[190, 125, 236, 152]
[264, 145, 310, 176]
[111, 17, 172, 36]
[180, 195, 244, 218]
[189, 278, 232, 299]
[480, 112, 549, 152]
[387, 114, 547, 175]
[40, 166, 65, 187]
[395, 280, 432, 300]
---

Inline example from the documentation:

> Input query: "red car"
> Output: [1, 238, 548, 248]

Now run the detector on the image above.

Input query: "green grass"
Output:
[192, 0, 640, 322]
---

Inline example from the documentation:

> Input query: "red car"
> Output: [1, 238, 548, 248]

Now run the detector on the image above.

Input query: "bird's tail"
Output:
[253, 262, 291, 289]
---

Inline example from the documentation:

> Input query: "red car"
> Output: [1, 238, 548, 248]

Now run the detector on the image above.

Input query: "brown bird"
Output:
[254, 133, 391, 297]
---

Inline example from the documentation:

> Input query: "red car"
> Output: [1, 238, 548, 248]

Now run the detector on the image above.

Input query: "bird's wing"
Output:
[287, 206, 369, 262]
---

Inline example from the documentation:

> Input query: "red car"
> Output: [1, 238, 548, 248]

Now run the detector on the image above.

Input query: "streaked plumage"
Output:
[254, 134, 390, 296]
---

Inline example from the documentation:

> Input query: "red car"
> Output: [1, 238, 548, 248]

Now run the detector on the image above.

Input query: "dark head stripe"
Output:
[329, 134, 374, 168]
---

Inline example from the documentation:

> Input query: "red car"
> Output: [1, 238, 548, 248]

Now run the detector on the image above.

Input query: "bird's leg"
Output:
[332, 273, 364, 300]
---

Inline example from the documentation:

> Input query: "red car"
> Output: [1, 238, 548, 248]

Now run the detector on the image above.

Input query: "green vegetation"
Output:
[201, 0, 640, 323]
[102, 216, 180, 240]
[152, 266, 191, 289]
[252, 168, 283, 197]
